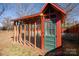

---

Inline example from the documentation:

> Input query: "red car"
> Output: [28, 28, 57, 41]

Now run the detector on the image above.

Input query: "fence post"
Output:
[34, 22, 36, 48]
[24, 23, 26, 47]
[28, 23, 31, 46]
[20, 22, 22, 46]
[16, 21, 19, 42]
[14, 21, 16, 43]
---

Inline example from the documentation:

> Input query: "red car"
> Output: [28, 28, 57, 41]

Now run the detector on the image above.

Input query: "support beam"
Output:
[20, 23, 22, 46]
[34, 22, 36, 48]
[16, 22, 19, 42]
[56, 18, 62, 48]
[14, 22, 16, 42]
[24, 23, 26, 47]
[28, 23, 31, 46]
[41, 16, 44, 49]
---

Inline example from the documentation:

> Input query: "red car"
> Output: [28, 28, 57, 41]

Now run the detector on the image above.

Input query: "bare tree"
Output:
[16, 4, 32, 17]
[0, 4, 5, 16]
[65, 4, 78, 14]
[64, 4, 78, 23]
[58, 3, 78, 14]
[1, 17, 13, 30]
[0, 4, 6, 30]
[16, 3, 78, 24]
[15, 3, 37, 17]
[58, 3, 79, 27]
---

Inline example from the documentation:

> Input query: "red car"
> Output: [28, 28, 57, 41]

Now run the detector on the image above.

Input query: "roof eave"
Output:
[12, 12, 41, 21]
[40, 3, 66, 15]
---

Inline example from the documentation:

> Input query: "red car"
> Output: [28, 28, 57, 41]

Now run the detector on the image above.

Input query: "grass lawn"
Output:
[0, 30, 43, 56]
[3, 43, 40, 56]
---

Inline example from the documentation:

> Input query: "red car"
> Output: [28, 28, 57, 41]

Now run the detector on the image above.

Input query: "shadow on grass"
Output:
[21, 33, 41, 48]
[44, 46, 63, 56]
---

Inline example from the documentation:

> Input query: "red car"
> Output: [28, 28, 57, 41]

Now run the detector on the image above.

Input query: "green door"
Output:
[44, 18, 56, 51]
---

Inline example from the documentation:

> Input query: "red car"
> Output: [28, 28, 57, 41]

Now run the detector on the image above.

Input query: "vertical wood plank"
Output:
[41, 16, 44, 49]
[24, 24, 26, 47]
[34, 22, 36, 48]
[56, 18, 62, 48]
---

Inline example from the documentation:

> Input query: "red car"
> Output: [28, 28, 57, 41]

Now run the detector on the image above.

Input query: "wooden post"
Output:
[16, 22, 19, 42]
[28, 23, 31, 46]
[14, 21, 16, 42]
[20, 23, 22, 46]
[41, 16, 44, 49]
[24, 23, 26, 47]
[56, 18, 62, 48]
[34, 22, 36, 48]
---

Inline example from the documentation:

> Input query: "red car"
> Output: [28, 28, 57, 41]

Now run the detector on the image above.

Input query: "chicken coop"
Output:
[13, 3, 66, 51]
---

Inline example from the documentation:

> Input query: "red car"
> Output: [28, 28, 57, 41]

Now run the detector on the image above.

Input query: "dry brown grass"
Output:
[0, 30, 43, 56]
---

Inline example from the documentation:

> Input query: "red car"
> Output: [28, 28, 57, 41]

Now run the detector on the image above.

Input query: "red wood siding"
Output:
[56, 19, 62, 48]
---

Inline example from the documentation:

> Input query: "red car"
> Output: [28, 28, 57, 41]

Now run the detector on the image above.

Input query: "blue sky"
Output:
[0, 3, 79, 26]
[0, 4, 18, 22]
[0, 3, 44, 22]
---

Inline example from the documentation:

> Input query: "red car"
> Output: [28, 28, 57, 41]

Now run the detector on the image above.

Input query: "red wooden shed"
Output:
[13, 3, 66, 51]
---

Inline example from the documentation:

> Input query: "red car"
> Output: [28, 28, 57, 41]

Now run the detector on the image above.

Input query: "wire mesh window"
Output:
[36, 19, 41, 48]
[45, 21, 56, 36]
